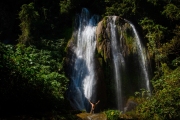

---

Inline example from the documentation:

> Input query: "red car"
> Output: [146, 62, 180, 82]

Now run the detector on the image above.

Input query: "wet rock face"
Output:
[96, 16, 130, 62]
[96, 19, 111, 62]
[124, 100, 138, 112]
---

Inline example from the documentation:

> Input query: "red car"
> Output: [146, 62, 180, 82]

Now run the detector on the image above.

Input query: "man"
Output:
[88, 100, 100, 114]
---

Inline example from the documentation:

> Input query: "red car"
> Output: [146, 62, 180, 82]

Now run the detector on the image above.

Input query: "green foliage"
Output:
[160, 63, 172, 76]
[139, 17, 167, 67]
[60, 0, 105, 16]
[104, 109, 122, 120]
[18, 2, 39, 44]
[102, 17, 108, 28]
[172, 57, 180, 67]
[13, 43, 68, 99]
[105, 0, 137, 16]
[134, 89, 151, 99]
[38, 39, 67, 60]
[1, 0, 180, 118]
[97, 34, 103, 42]
[162, 3, 180, 20]
[123, 23, 135, 54]
[0, 41, 69, 113]
[161, 25, 180, 61]
[60, 0, 72, 14]
[147, 0, 159, 5]
[134, 67, 180, 120]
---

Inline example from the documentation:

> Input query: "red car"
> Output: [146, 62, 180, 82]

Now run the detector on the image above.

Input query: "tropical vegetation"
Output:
[0, 0, 180, 119]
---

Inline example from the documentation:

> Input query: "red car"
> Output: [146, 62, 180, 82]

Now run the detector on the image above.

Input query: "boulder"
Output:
[124, 100, 138, 112]
[76, 113, 107, 120]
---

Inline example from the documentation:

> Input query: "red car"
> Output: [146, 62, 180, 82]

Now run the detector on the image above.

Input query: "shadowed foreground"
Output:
[76, 113, 107, 120]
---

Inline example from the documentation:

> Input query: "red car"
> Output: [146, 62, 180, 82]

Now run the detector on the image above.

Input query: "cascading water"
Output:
[66, 8, 99, 111]
[125, 19, 151, 93]
[106, 16, 151, 111]
[66, 8, 152, 112]
[109, 16, 125, 111]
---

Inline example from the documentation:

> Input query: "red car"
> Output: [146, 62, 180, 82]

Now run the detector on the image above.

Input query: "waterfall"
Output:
[66, 8, 99, 111]
[66, 8, 152, 112]
[107, 17, 151, 111]
[125, 19, 151, 93]
[109, 16, 125, 111]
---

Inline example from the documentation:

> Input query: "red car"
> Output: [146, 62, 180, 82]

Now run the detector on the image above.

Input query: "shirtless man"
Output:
[88, 100, 100, 114]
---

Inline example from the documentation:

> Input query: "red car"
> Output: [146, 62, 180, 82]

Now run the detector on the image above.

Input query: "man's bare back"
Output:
[88, 100, 100, 114]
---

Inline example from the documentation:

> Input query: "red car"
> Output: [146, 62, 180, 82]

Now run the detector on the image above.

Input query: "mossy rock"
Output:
[76, 113, 107, 120]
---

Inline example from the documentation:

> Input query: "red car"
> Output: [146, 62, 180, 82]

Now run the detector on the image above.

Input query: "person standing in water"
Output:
[88, 100, 100, 114]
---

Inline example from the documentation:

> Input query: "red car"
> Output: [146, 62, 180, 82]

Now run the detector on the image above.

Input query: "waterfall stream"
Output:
[125, 19, 151, 92]
[109, 16, 125, 110]
[66, 8, 99, 111]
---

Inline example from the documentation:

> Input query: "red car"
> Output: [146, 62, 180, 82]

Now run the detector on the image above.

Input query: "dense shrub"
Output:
[133, 66, 180, 120]
[0, 41, 69, 114]
[104, 109, 122, 120]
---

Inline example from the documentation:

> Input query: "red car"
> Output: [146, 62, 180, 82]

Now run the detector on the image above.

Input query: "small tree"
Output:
[18, 2, 39, 45]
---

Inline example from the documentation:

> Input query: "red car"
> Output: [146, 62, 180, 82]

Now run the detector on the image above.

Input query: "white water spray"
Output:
[67, 8, 99, 110]
[125, 19, 151, 92]
[109, 16, 125, 110]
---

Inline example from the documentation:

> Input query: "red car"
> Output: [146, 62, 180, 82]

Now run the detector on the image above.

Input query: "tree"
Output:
[18, 2, 39, 45]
